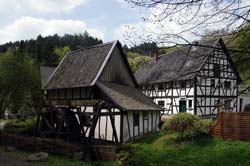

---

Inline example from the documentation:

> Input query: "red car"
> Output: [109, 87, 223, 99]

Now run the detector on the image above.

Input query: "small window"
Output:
[211, 79, 215, 88]
[158, 84, 164, 91]
[158, 100, 165, 108]
[133, 112, 139, 127]
[224, 81, 231, 89]
[181, 81, 186, 88]
[213, 64, 220, 77]
[188, 100, 192, 108]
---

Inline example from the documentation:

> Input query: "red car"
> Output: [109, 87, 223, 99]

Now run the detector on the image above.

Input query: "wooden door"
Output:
[179, 100, 187, 113]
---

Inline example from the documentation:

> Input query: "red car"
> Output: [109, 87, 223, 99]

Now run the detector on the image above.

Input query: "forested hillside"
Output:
[0, 31, 102, 66]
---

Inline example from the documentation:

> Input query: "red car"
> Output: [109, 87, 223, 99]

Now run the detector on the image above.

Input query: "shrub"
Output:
[4, 117, 36, 135]
[161, 113, 212, 141]
[194, 119, 213, 135]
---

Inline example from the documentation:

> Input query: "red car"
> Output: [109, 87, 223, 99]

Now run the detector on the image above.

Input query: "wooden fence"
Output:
[210, 112, 250, 141]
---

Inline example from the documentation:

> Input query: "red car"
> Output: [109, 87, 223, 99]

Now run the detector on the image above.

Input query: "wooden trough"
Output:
[210, 112, 250, 141]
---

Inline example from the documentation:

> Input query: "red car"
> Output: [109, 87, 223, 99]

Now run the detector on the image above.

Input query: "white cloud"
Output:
[0, 16, 104, 44]
[0, 0, 88, 14]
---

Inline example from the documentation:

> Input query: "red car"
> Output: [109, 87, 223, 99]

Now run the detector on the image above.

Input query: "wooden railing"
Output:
[210, 112, 250, 141]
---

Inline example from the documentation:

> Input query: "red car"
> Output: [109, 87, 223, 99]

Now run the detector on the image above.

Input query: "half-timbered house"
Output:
[135, 39, 241, 118]
[39, 41, 161, 148]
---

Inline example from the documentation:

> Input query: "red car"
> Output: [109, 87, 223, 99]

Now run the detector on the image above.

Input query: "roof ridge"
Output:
[68, 40, 118, 55]
[158, 39, 220, 58]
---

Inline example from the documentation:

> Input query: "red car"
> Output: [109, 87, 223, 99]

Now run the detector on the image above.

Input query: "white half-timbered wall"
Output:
[195, 44, 238, 116]
[142, 80, 194, 115]
[78, 107, 160, 143]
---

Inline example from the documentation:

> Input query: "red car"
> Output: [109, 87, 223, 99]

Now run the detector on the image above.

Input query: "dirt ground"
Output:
[0, 151, 36, 166]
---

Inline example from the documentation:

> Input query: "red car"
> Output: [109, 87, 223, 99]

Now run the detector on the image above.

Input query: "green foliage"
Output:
[4, 117, 36, 135]
[229, 26, 250, 84]
[124, 133, 250, 166]
[0, 31, 102, 66]
[127, 52, 153, 72]
[53, 46, 71, 62]
[158, 45, 183, 55]
[0, 49, 40, 117]
[127, 42, 158, 57]
[161, 113, 212, 141]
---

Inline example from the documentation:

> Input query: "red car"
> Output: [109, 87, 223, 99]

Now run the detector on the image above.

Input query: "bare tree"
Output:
[124, 0, 250, 45]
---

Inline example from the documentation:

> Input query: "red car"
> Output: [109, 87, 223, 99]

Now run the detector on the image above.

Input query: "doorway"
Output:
[179, 100, 187, 113]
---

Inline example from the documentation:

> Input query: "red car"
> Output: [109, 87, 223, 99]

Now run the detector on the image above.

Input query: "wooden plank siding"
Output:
[99, 46, 135, 87]
[210, 112, 250, 141]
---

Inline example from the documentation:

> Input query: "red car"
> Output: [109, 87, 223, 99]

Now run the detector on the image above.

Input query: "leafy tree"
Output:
[53, 46, 71, 62]
[127, 52, 153, 72]
[128, 42, 158, 57]
[0, 49, 40, 118]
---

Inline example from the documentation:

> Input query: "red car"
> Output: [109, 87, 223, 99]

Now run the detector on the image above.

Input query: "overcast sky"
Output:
[0, 0, 145, 45]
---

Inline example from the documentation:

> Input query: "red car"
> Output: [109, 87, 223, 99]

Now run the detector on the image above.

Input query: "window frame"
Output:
[133, 111, 140, 127]
[158, 100, 165, 108]
[211, 79, 215, 88]
[188, 100, 193, 108]
[224, 81, 231, 89]
[213, 64, 220, 78]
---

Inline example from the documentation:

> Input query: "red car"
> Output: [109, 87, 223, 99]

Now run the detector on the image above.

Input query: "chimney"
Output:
[154, 52, 158, 62]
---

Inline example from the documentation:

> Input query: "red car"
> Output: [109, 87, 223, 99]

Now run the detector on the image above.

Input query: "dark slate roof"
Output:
[97, 81, 162, 111]
[40, 66, 56, 87]
[43, 41, 116, 89]
[135, 39, 220, 85]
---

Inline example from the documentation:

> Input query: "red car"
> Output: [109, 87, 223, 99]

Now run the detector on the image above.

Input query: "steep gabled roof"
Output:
[43, 41, 115, 89]
[135, 39, 241, 85]
[97, 81, 161, 111]
[43, 41, 137, 90]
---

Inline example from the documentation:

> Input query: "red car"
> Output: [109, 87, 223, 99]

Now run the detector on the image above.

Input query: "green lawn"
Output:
[123, 133, 250, 166]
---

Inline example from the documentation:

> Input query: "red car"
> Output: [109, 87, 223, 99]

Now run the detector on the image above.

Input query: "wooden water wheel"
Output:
[38, 107, 82, 144]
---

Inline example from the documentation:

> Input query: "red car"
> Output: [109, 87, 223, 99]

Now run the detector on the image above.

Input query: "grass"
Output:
[124, 133, 250, 166]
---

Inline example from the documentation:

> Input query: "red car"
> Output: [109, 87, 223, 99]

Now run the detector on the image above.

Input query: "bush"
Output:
[161, 113, 212, 141]
[4, 117, 36, 135]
